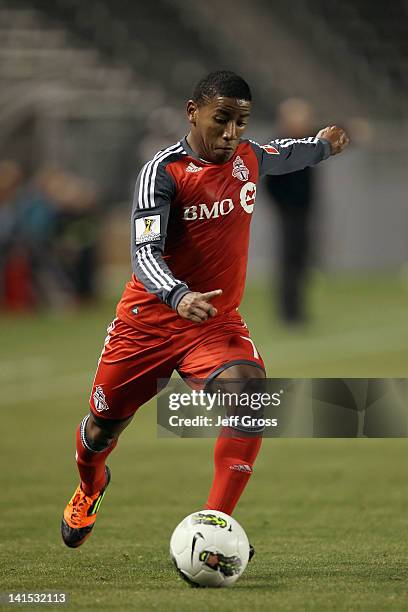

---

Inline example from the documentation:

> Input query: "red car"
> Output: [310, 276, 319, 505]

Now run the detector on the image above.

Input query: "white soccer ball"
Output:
[170, 509, 250, 588]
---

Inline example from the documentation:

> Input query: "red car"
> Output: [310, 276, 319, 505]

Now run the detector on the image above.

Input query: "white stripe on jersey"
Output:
[136, 250, 161, 289]
[272, 137, 318, 148]
[143, 144, 183, 210]
[146, 147, 182, 210]
[249, 139, 261, 148]
[250, 137, 318, 148]
[136, 249, 171, 291]
[137, 246, 174, 291]
[144, 244, 180, 288]
[138, 143, 180, 210]
[138, 143, 184, 210]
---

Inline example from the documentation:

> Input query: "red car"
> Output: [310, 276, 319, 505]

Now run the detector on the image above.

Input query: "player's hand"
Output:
[176, 289, 223, 323]
[316, 126, 350, 155]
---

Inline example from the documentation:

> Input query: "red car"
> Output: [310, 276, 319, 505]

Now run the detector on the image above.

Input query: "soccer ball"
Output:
[170, 509, 250, 588]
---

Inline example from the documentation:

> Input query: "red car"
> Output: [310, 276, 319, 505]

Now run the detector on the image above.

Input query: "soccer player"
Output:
[61, 71, 349, 549]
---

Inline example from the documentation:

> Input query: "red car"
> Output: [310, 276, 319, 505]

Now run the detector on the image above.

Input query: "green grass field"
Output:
[1, 274, 408, 611]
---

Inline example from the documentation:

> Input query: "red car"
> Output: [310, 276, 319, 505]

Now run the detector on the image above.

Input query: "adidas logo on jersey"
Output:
[186, 162, 203, 173]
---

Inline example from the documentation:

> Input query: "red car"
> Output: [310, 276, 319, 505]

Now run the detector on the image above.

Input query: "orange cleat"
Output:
[61, 466, 111, 548]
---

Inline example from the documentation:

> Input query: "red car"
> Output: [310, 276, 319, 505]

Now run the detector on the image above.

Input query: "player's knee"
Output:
[86, 423, 115, 450]
[209, 365, 266, 435]
[87, 413, 132, 449]
[214, 363, 266, 381]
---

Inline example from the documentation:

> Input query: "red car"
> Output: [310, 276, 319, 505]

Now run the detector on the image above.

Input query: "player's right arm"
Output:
[131, 156, 190, 310]
[131, 152, 220, 322]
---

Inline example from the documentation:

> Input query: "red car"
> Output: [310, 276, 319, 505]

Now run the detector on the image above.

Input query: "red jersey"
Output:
[117, 136, 330, 332]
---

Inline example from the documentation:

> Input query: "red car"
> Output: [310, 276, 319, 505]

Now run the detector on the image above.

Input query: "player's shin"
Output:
[205, 428, 263, 515]
[75, 415, 117, 495]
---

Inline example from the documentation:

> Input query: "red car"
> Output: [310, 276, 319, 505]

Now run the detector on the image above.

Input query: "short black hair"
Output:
[192, 71, 252, 106]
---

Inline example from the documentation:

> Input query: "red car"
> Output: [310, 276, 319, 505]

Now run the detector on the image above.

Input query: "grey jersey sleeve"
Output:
[131, 159, 190, 310]
[249, 137, 331, 177]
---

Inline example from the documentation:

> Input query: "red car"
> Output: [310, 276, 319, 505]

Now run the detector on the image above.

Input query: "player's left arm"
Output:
[316, 126, 349, 155]
[250, 125, 349, 177]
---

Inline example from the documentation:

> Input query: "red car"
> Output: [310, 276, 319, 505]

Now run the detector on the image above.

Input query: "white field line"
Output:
[1, 370, 93, 406]
[0, 356, 51, 381]
[264, 326, 408, 366]
[0, 326, 407, 406]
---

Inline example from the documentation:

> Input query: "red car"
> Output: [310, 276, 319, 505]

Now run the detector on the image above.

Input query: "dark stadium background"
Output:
[1, 2, 407, 610]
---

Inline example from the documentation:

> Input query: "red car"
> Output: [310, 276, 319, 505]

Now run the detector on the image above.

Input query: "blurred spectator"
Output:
[0, 161, 100, 312]
[264, 98, 320, 325]
[0, 160, 33, 311]
[34, 167, 100, 305]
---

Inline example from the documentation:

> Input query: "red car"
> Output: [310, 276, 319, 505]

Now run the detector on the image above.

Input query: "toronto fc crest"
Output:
[232, 156, 249, 181]
[93, 385, 109, 412]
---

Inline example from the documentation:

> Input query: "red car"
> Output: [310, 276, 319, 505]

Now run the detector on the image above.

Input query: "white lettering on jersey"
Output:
[219, 199, 234, 216]
[239, 182, 257, 214]
[183, 199, 234, 221]
[183, 206, 198, 220]
[199, 202, 219, 220]
[182, 183, 256, 220]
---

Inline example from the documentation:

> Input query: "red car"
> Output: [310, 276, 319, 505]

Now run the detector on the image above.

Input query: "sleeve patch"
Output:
[261, 145, 280, 155]
[135, 214, 161, 244]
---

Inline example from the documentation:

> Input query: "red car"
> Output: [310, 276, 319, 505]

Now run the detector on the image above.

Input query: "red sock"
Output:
[75, 416, 117, 495]
[205, 429, 262, 515]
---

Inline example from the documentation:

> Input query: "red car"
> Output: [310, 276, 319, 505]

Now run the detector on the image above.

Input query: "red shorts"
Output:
[89, 311, 265, 420]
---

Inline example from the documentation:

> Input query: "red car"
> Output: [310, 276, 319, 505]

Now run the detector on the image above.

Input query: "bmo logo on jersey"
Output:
[183, 198, 234, 221]
[183, 182, 257, 220]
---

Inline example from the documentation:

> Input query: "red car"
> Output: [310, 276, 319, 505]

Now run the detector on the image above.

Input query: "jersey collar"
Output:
[181, 136, 242, 165]
[181, 136, 209, 162]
